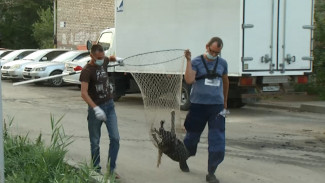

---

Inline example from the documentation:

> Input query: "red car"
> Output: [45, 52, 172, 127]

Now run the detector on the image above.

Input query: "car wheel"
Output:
[49, 70, 63, 87]
[180, 82, 191, 111]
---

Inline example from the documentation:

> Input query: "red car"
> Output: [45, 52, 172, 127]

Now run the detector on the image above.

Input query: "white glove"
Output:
[219, 109, 230, 118]
[93, 106, 107, 121]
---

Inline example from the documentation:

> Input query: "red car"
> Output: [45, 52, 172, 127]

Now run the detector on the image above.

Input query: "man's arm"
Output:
[184, 50, 196, 84]
[222, 74, 229, 109]
[81, 82, 97, 108]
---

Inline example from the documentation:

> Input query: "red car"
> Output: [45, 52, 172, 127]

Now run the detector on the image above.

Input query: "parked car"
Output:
[1, 49, 67, 80]
[62, 56, 91, 85]
[0, 50, 13, 59]
[22, 50, 89, 86]
[0, 49, 36, 67]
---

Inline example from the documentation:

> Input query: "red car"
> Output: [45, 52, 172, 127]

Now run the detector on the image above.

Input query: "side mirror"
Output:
[41, 57, 48, 61]
[13, 57, 19, 60]
[86, 40, 92, 51]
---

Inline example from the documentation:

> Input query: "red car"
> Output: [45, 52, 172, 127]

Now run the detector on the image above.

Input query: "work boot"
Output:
[179, 161, 190, 172]
[206, 174, 219, 183]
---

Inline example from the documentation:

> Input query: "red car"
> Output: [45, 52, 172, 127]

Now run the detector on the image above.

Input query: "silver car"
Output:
[0, 49, 36, 67]
[1, 49, 67, 80]
[62, 56, 91, 86]
[22, 50, 89, 86]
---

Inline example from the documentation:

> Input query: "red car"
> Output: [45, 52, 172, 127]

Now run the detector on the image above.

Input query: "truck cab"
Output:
[96, 28, 141, 101]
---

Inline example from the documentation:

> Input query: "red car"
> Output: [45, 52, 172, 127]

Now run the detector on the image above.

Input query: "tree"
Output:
[32, 7, 54, 49]
[314, 0, 325, 98]
[0, 0, 52, 49]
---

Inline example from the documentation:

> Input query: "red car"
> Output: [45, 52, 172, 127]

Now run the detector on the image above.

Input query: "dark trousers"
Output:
[184, 103, 225, 174]
[87, 99, 120, 172]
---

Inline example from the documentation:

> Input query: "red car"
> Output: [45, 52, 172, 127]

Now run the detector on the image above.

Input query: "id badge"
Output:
[205, 78, 220, 86]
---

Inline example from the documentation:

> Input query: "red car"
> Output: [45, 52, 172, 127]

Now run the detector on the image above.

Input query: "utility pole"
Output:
[0, 70, 5, 183]
[53, 0, 57, 48]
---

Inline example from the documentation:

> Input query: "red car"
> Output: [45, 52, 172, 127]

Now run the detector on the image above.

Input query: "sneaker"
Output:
[114, 172, 121, 180]
[206, 174, 219, 183]
[179, 161, 190, 172]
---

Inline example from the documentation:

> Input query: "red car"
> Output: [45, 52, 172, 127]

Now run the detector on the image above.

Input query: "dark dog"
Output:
[152, 111, 189, 167]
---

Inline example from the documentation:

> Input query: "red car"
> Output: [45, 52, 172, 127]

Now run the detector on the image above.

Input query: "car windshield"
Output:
[74, 56, 91, 64]
[0, 51, 23, 60]
[52, 51, 81, 62]
[23, 50, 49, 60]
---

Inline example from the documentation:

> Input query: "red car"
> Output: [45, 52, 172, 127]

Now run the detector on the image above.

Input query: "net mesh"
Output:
[119, 49, 186, 147]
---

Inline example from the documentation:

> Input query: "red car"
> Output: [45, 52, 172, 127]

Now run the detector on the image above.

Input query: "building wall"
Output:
[56, 0, 115, 49]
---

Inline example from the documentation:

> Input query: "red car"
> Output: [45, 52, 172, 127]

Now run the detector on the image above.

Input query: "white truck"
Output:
[94, 0, 315, 110]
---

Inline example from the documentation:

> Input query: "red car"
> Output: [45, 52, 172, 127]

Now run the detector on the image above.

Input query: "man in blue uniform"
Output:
[181, 37, 229, 183]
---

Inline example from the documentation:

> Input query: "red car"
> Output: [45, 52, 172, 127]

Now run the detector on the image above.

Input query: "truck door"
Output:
[278, 0, 314, 72]
[243, 0, 278, 73]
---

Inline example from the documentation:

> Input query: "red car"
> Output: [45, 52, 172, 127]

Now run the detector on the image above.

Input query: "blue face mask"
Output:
[95, 59, 104, 66]
[206, 52, 218, 60]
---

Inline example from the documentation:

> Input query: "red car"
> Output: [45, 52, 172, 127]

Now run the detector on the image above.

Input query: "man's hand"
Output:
[93, 106, 107, 121]
[109, 55, 116, 62]
[184, 49, 191, 61]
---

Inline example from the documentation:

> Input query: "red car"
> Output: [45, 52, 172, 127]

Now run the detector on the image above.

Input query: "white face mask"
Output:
[206, 52, 218, 60]
[95, 59, 104, 66]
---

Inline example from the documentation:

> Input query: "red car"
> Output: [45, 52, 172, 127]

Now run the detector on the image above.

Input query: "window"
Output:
[14, 51, 35, 60]
[73, 52, 89, 61]
[42, 51, 67, 61]
[0, 51, 12, 59]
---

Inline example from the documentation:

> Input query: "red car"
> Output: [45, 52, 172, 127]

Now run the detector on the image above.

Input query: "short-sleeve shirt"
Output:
[190, 55, 228, 105]
[79, 57, 113, 105]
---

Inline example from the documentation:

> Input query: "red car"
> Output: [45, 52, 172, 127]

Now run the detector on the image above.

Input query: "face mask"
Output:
[206, 52, 218, 60]
[95, 59, 104, 66]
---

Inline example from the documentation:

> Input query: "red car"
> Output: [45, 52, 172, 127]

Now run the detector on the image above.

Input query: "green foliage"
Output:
[0, 0, 52, 49]
[3, 115, 114, 183]
[32, 7, 54, 49]
[310, 0, 325, 98]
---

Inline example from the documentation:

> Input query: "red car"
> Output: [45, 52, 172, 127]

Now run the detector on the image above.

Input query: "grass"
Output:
[3, 115, 117, 183]
[294, 83, 325, 100]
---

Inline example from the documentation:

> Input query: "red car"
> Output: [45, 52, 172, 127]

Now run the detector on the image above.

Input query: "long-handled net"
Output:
[116, 49, 189, 166]
[12, 49, 189, 166]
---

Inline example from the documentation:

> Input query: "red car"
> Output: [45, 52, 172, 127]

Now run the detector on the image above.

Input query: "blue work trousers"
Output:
[184, 103, 225, 174]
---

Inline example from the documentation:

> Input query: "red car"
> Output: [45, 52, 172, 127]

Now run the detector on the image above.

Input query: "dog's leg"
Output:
[152, 133, 160, 145]
[170, 111, 176, 136]
[157, 149, 163, 167]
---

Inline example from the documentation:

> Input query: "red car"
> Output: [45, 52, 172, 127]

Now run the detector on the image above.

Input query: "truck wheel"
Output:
[180, 82, 191, 111]
[49, 71, 63, 87]
[228, 98, 246, 108]
[113, 95, 121, 101]
[109, 82, 122, 101]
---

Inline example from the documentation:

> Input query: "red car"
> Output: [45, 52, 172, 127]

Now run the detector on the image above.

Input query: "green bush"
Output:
[3, 116, 115, 183]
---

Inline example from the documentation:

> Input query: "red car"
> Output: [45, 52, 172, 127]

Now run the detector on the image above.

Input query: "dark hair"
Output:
[207, 37, 223, 48]
[91, 44, 104, 54]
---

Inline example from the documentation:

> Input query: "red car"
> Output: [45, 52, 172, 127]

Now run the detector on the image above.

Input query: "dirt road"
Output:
[2, 80, 325, 183]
